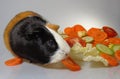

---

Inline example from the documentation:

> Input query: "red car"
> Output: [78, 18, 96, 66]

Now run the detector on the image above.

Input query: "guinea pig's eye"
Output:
[25, 30, 41, 41]
[47, 40, 55, 47]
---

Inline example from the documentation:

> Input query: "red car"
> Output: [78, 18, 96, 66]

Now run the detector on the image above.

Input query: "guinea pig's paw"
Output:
[46, 23, 60, 32]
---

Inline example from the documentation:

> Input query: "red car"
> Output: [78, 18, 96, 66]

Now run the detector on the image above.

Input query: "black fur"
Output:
[9, 16, 58, 64]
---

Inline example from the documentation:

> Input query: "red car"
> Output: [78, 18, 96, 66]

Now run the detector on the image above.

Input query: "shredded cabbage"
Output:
[70, 43, 108, 66]
[83, 56, 108, 66]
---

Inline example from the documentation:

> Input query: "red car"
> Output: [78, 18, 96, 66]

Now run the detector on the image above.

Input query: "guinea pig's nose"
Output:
[65, 53, 69, 57]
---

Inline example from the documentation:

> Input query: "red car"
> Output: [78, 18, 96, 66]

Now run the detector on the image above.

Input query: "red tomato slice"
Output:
[64, 36, 86, 47]
[103, 26, 118, 38]
[64, 36, 77, 47]
[65, 39, 75, 47]
[78, 38, 86, 47]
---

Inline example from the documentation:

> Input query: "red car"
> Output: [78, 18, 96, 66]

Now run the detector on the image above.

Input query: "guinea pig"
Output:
[4, 11, 70, 64]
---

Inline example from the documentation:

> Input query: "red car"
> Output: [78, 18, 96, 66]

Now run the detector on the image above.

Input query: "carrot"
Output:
[87, 28, 107, 42]
[61, 56, 81, 71]
[92, 41, 101, 47]
[5, 57, 23, 66]
[64, 27, 73, 36]
[64, 27, 77, 37]
[100, 53, 118, 66]
[115, 50, 120, 61]
[107, 38, 120, 44]
[101, 40, 110, 46]
[64, 24, 86, 37]
[73, 24, 87, 32]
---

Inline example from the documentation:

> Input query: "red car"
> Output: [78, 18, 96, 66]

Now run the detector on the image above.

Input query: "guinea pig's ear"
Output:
[46, 23, 59, 32]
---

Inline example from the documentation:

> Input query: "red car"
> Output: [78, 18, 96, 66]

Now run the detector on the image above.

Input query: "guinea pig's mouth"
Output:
[49, 49, 70, 63]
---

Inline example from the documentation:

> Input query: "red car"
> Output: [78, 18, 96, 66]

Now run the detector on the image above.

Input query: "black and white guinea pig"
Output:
[4, 11, 70, 64]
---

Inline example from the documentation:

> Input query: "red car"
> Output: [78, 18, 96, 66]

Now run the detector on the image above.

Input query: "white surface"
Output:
[0, 0, 120, 79]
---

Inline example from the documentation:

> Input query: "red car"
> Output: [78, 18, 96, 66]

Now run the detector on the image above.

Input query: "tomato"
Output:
[64, 36, 86, 47]
[78, 38, 86, 47]
[65, 38, 75, 47]
[64, 37, 77, 47]
[103, 26, 118, 38]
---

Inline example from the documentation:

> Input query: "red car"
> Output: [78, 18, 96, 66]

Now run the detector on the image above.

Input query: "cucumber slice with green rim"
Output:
[96, 44, 114, 55]
[112, 44, 120, 52]
[82, 36, 94, 43]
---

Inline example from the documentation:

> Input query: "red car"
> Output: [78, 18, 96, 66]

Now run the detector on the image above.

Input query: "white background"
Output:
[0, 0, 120, 79]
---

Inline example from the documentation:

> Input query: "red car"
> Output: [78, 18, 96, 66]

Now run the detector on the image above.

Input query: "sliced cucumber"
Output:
[96, 44, 114, 55]
[112, 44, 120, 52]
[82, 36, 94, 43]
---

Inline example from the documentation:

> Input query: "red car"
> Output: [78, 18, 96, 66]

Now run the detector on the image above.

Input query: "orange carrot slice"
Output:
[87, 28, 107, 42]
[64, 27, 77, 37]
[73, 24, 87, 32]
[115, 50, 120, 61]
[61, 56, 81, 71]
[64, 27, 72, 35]
[100, 53, 118, 66]
[107, 38, 120, 44]
[92, 41, 101, 47]
[102, 40, 110, 46]
[5, 57, 23, 66]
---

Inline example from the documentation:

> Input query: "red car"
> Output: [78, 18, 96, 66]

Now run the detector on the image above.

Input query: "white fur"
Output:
[46, 27, 70, 63]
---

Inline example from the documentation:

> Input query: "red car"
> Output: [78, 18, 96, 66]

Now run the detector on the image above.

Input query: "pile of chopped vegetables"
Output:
[61, 24, 120, 71]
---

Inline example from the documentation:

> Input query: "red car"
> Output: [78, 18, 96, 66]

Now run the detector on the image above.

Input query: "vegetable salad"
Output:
[60, 24, 120, 71]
